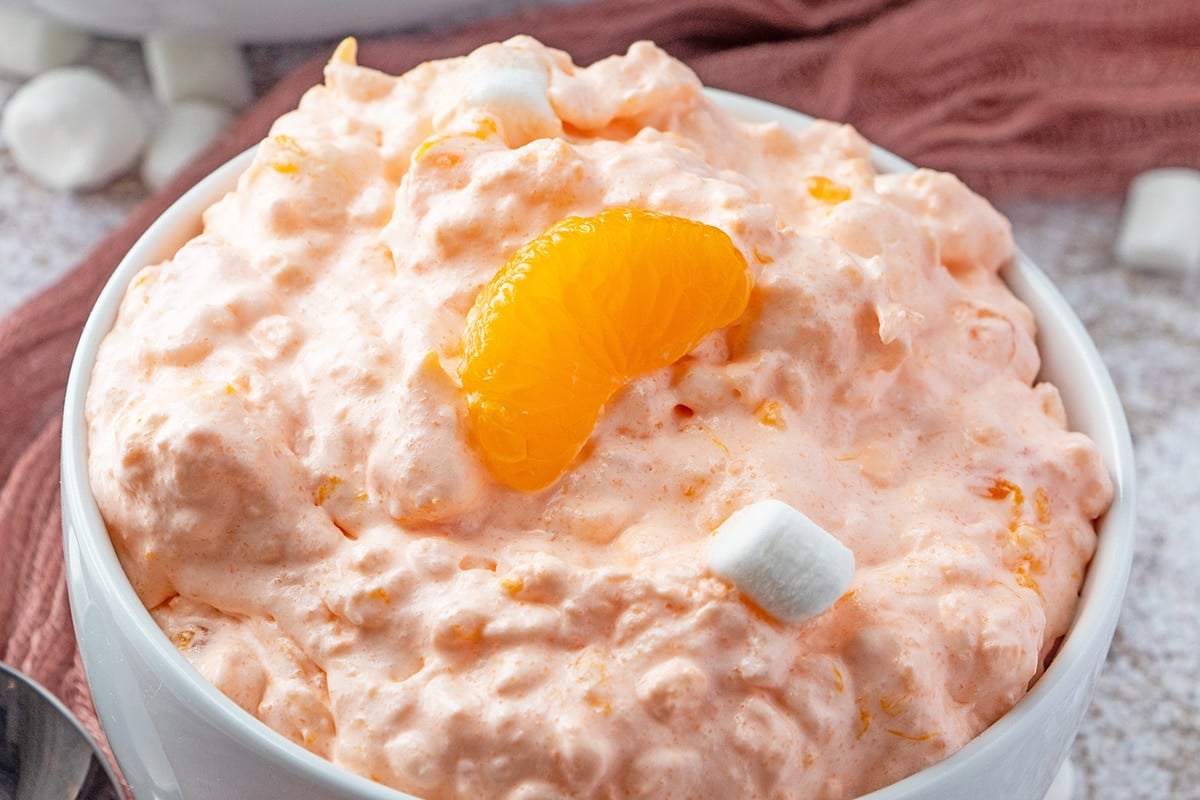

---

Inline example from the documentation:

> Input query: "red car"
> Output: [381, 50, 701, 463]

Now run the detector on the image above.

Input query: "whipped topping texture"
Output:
[87, 36, 1114, 800]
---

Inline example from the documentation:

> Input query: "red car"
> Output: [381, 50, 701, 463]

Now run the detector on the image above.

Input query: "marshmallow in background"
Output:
[707, 499, 855, 625]
[0, 8, 91, 78]
[143, 30, 253, 108]
[141, 102, 233, 191]
[1114, 167, 1200, 274]
[1, 67, 147, 190]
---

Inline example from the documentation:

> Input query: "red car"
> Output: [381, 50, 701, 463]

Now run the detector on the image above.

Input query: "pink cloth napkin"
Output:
[2, 0, 1197, 767]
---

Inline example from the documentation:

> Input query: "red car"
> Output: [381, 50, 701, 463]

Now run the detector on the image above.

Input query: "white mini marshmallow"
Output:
[0, 8, 91, 78]
[465, 66, 559, 146]
[1114, 167, 1200, 273]
[1, 67, 147, 190]
[140, 101, 233, 191]
[142, 30, 253, 108]
[707, 499, 855, 624]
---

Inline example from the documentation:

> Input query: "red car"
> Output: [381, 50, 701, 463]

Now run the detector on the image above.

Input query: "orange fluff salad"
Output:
[86, 37, 1113, 800]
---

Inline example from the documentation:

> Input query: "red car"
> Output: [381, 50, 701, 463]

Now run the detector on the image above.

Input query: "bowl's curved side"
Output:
[852, 250, 1136, 800]
[710, 89, 1132, 800]
[713, 90, 1136, 800]
[61, 148, 416, 800]
[62, 91, 1136, 800]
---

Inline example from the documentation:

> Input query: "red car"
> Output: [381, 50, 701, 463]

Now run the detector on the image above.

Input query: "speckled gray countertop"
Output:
[2, 36, 1196, 800]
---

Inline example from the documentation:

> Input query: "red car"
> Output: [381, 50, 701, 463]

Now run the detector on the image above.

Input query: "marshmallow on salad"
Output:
[708, 499, 855, 624]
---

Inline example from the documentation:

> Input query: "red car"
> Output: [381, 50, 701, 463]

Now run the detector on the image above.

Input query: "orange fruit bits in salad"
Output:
[460, 208, 752, 491]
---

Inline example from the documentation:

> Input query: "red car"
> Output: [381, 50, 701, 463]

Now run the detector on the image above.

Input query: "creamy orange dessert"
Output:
[86, 37, 1113, 799]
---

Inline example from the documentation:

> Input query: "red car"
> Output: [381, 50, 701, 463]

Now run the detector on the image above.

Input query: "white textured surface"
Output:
[1, 37, 1197, 800]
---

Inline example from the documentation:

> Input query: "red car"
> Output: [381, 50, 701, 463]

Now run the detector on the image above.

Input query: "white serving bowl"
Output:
[19, 0, 577, 42]
[62, 90, 1136, 800]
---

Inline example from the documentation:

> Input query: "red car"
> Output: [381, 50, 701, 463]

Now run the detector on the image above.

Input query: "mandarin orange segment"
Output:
[806, 175, 851, 205]
[461, 208, 751, 491]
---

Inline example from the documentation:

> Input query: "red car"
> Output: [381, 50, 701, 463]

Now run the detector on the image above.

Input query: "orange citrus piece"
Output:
[806, 175, 851, 205]
[461, 207, 751, 492]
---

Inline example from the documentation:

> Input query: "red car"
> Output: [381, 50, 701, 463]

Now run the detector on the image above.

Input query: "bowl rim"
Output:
[61, 88, 1137, 799]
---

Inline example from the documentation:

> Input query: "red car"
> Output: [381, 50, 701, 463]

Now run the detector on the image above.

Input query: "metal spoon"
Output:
[0, 662, 123, 800]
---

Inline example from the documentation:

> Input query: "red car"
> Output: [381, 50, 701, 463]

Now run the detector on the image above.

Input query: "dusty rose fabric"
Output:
[2, 0, 1198, 773]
